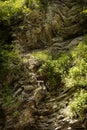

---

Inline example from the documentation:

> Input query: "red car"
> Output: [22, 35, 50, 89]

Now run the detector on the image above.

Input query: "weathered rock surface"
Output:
[12, 0, 87, 51]
[0, 55, 87, 130]
[1, 0, 87, 130]
[50, 36, 83, 53]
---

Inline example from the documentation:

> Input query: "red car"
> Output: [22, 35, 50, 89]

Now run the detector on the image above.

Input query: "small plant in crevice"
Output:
[13, 110, 19, 118]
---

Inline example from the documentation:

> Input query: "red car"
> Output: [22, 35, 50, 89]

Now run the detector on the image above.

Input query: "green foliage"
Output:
[25, 0, 40, 9]
[39, 0, 48, 11]
[0, 44, 21, 81]
[32, 50, 52, 61]
[2, 82, 19, 115]
[0, 0, 30, 23]
[65, 42, 87, 88]
[56, 53, 72, 74]
[0, 0, 48, 23]
[63, 41, 87, 120]
[39, 60, 61, 90]
[68, 90, 87, 120]
[13, 110, 19, 118]
[2, 82, 15, 108]
[34, 40, 87, 120]
[33, 51, 71, 91]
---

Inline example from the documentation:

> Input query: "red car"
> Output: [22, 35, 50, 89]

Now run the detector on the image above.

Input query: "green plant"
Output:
[65, 42, 87, 88]
[0, 44, 21, 81]
[0, 0, 32, 24]
[32, 50, 71, 91]
[39, 59, 61, 91]
[13, 110, 19, 118]
[32, 50, 52, 61]
[56, 53, 72, 74]
[39, 0, 48, 11]
[68, 90, 87, 120]
[37, 53, 70, 91]
[2, 82, 15, 108]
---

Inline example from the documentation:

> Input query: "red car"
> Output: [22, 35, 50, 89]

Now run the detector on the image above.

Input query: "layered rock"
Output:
[12, 0, 87, 51]
[0, 54, 86, 130]
[47, 0, 87, 39]
[1, 0, 87, 129]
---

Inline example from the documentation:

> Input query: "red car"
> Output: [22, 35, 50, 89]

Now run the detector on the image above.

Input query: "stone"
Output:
[33, 86, 46, 106]
[23, 85, 34, 91]
[13, 88, 23, 97]
[55, 126, 62, 130]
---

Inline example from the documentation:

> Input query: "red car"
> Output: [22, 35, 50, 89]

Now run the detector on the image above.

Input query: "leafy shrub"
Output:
[0, 44, 21, 81]
[0, 0, 45, 24]
[34, 41, 87, 120]
[33, 51, 71, 91]
[56, 53, 72, 74]
[39, 60, 61, 91]
[0, 0, 31, 24]
[68, 90, 87, 120]
[63, 41, 87, 121]
[65, 43, 87, 88]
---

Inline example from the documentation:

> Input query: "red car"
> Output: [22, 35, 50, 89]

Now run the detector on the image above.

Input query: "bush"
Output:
[0, 44, 21, 82]
[0, 0, 31, 24]
[68, 90, 87, 120]
[33, 51, 71, 91]
[34, 41, 87, 120]
[39, 59, 61, 91]
[65, 43, 87, 88]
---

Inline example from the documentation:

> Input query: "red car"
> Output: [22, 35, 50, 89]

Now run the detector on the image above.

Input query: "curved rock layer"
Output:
[47, 0, 87, 38]
[12, 0, 87, 51]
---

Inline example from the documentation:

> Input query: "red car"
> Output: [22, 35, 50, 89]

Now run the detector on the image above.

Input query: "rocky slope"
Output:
[0, 54, 86, 130]
[0, 0, 87, 130]
[12, 0, 87, 52]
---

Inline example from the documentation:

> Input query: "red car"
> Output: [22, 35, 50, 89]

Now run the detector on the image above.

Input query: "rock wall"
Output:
[46, 0, 87, 38]
[12, 0, 87, 51]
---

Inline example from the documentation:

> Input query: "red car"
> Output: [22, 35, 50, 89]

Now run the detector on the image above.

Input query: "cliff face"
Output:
[12, 0, 87, 51]
[47, 0, 86, 38]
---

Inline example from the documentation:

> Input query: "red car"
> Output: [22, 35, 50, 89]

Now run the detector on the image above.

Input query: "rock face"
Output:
[0, 55, 46, 130]
[0, 54, 86, 130]
[12, 0, 87, 51]
[47, 0, 86, 39]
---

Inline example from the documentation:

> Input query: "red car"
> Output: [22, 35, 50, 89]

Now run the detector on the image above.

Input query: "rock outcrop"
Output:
[12, 0, 87, 51]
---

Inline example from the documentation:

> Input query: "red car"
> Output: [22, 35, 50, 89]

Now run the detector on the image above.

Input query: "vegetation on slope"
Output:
[0, 0, 87, 126]
[33, 39, 87, 121]
[0, 0, 39, 81]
